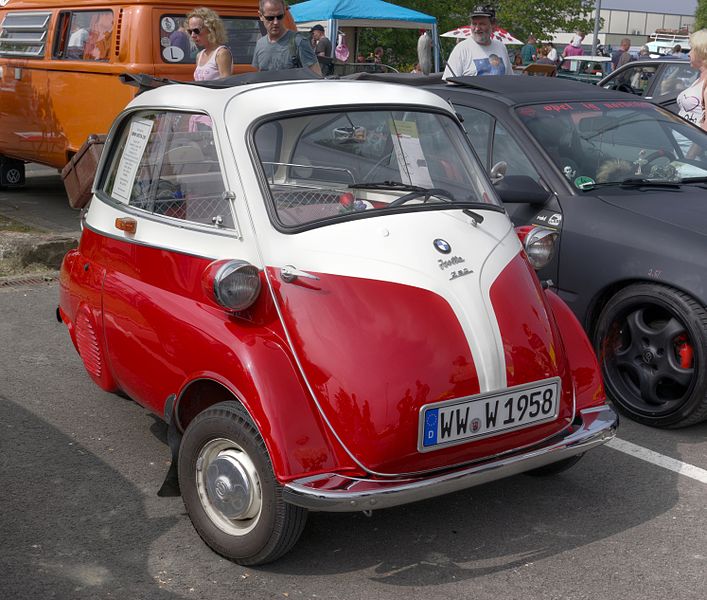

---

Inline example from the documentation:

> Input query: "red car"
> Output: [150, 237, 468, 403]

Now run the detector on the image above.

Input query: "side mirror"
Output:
[494, 175, 551, 205]
[489, 160, 507, 183]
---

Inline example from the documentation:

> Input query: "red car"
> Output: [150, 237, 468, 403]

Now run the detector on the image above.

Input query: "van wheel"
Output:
[0, 157, 25, 188]
[594, 283, 707, 428]
[178, 401, 307, 565]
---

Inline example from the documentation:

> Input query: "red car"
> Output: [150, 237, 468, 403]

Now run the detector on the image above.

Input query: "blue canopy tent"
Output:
[290, 0, 440, 71]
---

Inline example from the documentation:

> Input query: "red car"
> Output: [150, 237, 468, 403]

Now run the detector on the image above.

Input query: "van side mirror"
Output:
[494, 175, 551, 205]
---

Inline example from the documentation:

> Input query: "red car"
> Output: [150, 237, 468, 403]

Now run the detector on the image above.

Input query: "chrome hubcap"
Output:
[196, 439, 262, 535]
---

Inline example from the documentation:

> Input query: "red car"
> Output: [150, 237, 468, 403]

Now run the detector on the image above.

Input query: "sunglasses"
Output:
[187, 27, 204, 35]
[262, 13, 285, 22]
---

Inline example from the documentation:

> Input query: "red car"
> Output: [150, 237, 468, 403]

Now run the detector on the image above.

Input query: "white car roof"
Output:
[125, 79, 454, 121]
[567, 56, 612, 62]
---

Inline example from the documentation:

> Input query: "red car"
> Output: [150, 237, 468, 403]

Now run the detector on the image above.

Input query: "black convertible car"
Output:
[360, 74, 707, 428]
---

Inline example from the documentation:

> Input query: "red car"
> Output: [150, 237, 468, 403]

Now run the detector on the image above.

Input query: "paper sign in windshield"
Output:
[112, 119, 154, 204]
[390, 120, 433, 188]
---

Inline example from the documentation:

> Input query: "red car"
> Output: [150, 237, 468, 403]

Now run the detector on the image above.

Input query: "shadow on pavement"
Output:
[0, 395, 183, 599]
[267, 445, 680, 584]
[0, 164, 80, 234]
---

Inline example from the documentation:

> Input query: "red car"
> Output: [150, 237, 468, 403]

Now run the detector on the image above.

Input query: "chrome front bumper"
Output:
[282, 405, 617, 512]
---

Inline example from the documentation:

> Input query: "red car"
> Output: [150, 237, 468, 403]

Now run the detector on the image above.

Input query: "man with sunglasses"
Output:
[252, 0, 321, 75]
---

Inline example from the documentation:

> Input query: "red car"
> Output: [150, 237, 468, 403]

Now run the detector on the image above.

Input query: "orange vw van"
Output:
[0, 0, 295, 185]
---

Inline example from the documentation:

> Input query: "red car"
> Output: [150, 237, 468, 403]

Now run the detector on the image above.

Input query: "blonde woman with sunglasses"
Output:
[187, 7, 233, 80]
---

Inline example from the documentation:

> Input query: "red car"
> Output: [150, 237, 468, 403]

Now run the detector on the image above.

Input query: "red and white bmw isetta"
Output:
[58, 72, 617, 565]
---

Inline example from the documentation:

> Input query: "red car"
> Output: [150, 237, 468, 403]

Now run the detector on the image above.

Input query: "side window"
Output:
[449, 104, 544, 184]
[453, 105, 492, 169]
[0, 11, 51, 58]
[53, 10, 113, 61]
[159, 14, 263, 64]
[492, 122, 543, 183]
[102, 111, 234, 229]
[607, 65, 658, 95]
[656, 63, 699, 97]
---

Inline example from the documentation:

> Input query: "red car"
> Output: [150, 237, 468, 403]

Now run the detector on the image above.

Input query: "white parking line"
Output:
[606, 438, 707, 484]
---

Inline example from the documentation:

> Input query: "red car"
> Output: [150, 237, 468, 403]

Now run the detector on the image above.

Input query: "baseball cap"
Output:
[310, 24, 325, 32]
[470, 4, 496, 19]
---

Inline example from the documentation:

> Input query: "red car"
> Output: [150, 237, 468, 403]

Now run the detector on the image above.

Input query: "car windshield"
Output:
[516, 101, 707, 189]
[252, 109, 497, 229]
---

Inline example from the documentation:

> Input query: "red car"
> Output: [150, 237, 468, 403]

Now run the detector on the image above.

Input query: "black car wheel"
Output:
[179, 401, 308, 565]
[594, 283, 707, 428]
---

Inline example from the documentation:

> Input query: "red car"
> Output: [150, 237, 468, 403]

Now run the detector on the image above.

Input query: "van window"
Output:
[102, 110, 235, 230]
[53, 11, 114, 61]
[0, 11, 51, 58]
[159, 14, 263, 64]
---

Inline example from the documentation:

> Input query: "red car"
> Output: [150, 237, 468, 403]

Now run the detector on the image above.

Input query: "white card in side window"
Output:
[112, 119, 154, 204]
[390, 120, 433, 189]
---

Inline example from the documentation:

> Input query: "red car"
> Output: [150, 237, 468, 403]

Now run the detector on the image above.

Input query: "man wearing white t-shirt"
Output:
[443, 5, 512, 79]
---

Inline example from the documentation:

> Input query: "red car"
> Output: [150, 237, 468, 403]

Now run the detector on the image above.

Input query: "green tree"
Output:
[696, 0, 707, 30]
[497, 1, 596, 42]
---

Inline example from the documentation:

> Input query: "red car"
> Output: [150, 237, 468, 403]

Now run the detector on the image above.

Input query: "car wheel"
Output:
[178, 401, 308, 565]
[526, 454, 583, 476]
[594, 283, 707, 428]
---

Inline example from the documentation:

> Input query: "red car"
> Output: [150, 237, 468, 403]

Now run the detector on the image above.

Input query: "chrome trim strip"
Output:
[282, 405, 617, 512]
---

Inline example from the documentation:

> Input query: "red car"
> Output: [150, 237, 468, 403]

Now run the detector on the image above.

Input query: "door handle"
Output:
[280, 265, 320, 283]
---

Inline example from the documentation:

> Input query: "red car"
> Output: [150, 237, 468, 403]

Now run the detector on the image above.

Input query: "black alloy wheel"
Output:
[594, 283, 707, 428]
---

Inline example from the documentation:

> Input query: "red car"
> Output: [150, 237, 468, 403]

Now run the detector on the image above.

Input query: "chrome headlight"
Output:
[517, 226, 559, 270]
[203, 260, 261, 311]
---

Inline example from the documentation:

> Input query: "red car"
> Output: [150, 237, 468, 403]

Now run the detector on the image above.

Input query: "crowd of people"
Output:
[174, 2, 707, 132]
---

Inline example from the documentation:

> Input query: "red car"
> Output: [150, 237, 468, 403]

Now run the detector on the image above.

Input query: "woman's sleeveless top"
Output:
[194, 46, 228, 81]
[677, 76, 705, 127]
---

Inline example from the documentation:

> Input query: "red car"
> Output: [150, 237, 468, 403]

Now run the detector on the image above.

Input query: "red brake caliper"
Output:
[675, 334, 694, 369]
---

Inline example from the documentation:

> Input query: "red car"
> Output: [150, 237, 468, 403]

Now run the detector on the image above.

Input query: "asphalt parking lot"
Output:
[0, 163, 81, 234]
[1, 167, 705, 599]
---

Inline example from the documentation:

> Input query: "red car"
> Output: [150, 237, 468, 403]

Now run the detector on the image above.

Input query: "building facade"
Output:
[553, 0, 696, 49]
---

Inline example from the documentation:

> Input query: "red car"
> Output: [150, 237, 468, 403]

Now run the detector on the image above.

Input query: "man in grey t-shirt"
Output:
[252, 0, 321, 74]
[310, 24, 331, 57]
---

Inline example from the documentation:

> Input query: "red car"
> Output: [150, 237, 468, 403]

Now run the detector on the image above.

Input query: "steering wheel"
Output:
[615, 83, 636, 94]
[634, 149, 668, 174]
[633, 150, 670, 175]
[362, 151, 396, 181]
[388, 188, 455, 207]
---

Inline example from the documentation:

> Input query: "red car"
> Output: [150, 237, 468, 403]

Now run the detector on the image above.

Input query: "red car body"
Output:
[58, 74, 617, 564]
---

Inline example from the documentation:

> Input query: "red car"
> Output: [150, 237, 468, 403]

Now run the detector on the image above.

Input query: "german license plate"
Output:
[419, 378, 561, 451]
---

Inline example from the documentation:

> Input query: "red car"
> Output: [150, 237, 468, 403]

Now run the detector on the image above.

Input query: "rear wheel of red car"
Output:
[178, 401, 308, 565]
[594, 283, 707, 428]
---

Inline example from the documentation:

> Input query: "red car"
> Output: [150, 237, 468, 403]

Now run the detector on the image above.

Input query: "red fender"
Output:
[544, 290, 606, 410]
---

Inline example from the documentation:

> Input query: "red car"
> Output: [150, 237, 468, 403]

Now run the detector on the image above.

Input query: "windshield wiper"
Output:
[679, 176, 707, 185]
[579, 177, 682, 191]
[348, 180, 427, 192]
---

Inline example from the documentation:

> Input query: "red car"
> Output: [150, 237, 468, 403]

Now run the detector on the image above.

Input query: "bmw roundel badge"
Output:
[433, 238, 451, 254]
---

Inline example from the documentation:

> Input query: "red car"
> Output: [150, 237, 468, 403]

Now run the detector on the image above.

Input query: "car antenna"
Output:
[445, 61, 459, 79]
